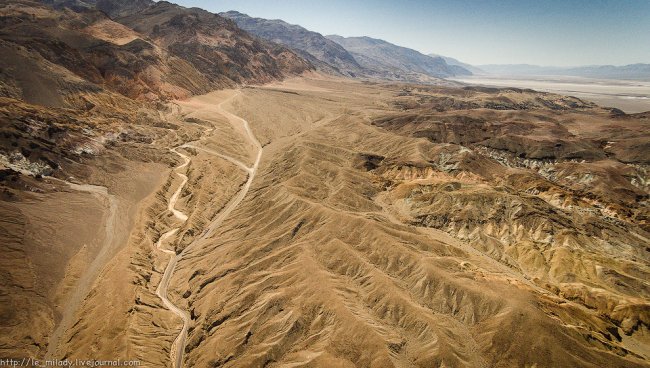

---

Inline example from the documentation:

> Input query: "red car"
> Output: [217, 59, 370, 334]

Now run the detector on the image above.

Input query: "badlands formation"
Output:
[0, 1, 649, 367]
[2, 77, 649, 367]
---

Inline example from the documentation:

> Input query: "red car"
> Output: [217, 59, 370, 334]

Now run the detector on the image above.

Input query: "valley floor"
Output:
[2, 77, 650, 367]
[451, 75, 650, 113]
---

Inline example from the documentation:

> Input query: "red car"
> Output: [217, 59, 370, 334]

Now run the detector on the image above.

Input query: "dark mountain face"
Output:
[116, 3, 313, 85]
[41, 0, 153, 18]
[4, 0, 312, 105]
[2, 0, 174, 105]
[327, 35, 472, 80]
[221, 11, 363, 77]
[221, 11, 472, 83]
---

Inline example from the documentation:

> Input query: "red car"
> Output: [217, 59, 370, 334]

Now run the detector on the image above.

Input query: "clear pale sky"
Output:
[169, 0, 650, 66]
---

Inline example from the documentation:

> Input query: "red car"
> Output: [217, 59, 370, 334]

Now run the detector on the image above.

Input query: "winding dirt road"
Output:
[154, 147, 190, 368]
[155, 92, 262, 368]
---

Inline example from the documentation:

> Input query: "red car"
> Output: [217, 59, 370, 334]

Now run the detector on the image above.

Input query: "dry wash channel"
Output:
[155, 92, 263, 368]
[161, 79, 650, 368]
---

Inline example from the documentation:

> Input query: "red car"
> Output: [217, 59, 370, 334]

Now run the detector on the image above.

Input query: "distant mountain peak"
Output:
[477, 63, 650, 80]
[428, 54, 485, 75]
[326, 35, 472, 80]
[221, 11, 364, 77]
[15, 0, 312, 104]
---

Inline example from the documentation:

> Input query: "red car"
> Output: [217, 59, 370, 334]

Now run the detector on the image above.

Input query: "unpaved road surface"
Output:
[155, 92, 262, 368]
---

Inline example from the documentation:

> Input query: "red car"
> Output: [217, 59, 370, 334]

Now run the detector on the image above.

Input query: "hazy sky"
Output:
[170, 0, 650, 66]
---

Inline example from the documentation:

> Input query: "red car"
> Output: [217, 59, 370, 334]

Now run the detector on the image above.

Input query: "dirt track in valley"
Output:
[155, 92, 263, 368]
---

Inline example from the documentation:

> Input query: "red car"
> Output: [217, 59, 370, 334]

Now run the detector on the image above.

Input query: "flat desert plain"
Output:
[451, 75, 650, 113]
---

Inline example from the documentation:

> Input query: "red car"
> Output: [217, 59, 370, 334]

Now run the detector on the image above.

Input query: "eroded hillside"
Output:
[1, 2, 649, 366]
[52, 78, 646, 367]
[1, 0, 311, 105]
[160, 80, 649, 367]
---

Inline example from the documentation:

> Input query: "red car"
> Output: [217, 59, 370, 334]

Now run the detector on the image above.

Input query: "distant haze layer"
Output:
[477, 64, 650, 80]
[171, 0, 650, 66]
[451, 75, 650, 113]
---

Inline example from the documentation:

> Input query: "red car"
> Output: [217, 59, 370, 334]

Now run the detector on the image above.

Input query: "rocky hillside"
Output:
[221, 11, 364, 78]
[327, 35, 472, 81]
[429, 53, 485, 75]
[220, 11, 473, 83]
[154, 80, 647, 368]
[2, 1, 649, 367]
[116, 3, 312, 87]
[0, 3, 311, 356]
[2, 0, 311, 105]
[41, 0, 152, 17]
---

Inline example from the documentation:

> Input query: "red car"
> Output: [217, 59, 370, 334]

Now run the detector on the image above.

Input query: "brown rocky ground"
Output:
[163, 79, 649, 367]
[1, 0, 312, 106]
[1, 72, 649, 367]
[0, 0, 313, 361]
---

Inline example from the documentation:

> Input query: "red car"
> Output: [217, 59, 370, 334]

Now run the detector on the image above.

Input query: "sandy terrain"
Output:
[451, 75, 650, 113]
[2, 76, 649, 367]
[0, 159, 166, 359]
[153, 92, 263, 368]
[162, 78, 647, 367]
[2, 2, 648, 365]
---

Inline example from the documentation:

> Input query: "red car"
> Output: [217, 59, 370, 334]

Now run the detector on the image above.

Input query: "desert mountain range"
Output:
[221, 11, 472, 83]
[220, 11, 365, 78]
[477, 63, 650, 80]
[4, 0, 311, 107]
[1, 0, 649, 367]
